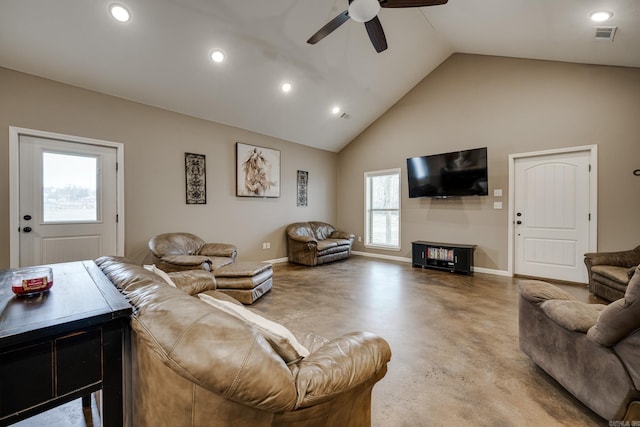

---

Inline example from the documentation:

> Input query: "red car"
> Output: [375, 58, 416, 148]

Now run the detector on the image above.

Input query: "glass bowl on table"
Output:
[11, 267, 53, 296]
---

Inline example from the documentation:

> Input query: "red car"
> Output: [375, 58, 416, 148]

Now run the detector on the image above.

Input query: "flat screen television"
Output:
[406, 147, 488, 198]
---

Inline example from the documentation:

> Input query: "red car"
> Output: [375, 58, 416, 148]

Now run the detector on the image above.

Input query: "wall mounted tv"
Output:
[406, 147, 488, 198]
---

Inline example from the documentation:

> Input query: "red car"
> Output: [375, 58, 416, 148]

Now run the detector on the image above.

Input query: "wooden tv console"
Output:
[412, 241, 476, 275]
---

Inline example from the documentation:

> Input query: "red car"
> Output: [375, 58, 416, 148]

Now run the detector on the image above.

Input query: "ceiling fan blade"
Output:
[307, 10, 350, 44]
[364, 16, 387, 53]
[380, 0, 448, 8]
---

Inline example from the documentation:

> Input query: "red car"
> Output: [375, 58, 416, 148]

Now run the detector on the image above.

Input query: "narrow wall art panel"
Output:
[236, 142, 280, 198]
[185, 152, 206, 204]
[297, 170, 308, 207]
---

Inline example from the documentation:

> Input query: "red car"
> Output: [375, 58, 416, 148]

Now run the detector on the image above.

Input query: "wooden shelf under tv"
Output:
[411, 241, 476, 275]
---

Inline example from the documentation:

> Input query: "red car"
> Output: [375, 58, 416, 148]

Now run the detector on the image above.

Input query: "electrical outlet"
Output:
[266, 242, 271, 249]
[262, 242, 267, 249]
[358, 236, 362, 242]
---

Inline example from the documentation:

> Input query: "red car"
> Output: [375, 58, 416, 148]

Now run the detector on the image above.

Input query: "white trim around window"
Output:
[364, 168, 401, 251]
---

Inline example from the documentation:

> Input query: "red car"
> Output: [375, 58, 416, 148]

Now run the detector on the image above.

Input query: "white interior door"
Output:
[18, 135, 119, 267]
[514, 150, 592, 283]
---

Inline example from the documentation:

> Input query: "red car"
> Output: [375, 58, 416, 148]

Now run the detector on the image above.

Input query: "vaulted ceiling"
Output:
[1, 0, 638, 152]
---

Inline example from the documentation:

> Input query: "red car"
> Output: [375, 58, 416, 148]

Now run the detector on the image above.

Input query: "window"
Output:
[365, 168, 401, 250]
[42, 152, 99, 222]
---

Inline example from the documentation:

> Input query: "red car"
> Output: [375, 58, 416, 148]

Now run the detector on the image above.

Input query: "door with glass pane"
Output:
[18, 135, 118, 267]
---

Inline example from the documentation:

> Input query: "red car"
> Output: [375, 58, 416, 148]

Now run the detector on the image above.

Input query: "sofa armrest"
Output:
[161, 254, 212, 267]
[584, 247, 640, 269]
[200, 243, 237, 260]
[293, 331, 391, 409]
[288, 234, 317, 244]
[167, 270, 216, 295]
[330, 230, 355, 241]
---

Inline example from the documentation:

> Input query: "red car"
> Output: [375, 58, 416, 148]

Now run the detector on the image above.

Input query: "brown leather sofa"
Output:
[519, 267, 640, 422]
[584, 245, 640, 301]
[148, 232, 237, 272]
[95, 256, 391, 426]
[286, 221, 355, 266]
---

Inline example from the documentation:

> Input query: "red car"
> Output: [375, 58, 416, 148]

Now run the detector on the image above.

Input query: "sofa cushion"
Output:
[591, 265, 633, 284]
[198, 292, 310, 363]
[309, 222, 336, 240]
[588, 266, 640, 346]
[540, 300, 606, 332]
[167, 270, 217, 295]
[149, 232, 205, 256]
[519, 280, 574, 304]
[144, 264, 177, 287]
[287, 222, 315, 239]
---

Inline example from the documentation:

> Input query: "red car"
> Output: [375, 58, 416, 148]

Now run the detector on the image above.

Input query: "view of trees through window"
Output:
[365, 169, 400, 249]
[43, 152, 98, 222]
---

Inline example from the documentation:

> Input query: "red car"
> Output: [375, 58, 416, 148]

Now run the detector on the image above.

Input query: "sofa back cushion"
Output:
[149, 232, 205, 256]
[309, 221, 336, 240]
[588, 265, 640, 346]
[286, 222, 315, 239]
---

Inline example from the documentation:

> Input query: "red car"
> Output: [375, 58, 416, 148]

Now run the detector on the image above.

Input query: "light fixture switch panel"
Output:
[493, 189, 503, 197]
[494, 201, 503, 209]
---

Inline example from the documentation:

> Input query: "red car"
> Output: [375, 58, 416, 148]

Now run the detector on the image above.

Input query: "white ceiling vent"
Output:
[594, 26, 617, 41]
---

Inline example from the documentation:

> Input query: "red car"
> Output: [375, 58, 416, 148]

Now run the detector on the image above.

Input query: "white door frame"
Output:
[9, 126, 125, 268]
[507, 145, 598, 278]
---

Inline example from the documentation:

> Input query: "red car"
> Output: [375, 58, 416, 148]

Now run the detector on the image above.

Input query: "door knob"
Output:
[23, 214, 32, 221]
[516, 212, 522, 217]
[23, 227, 32, 233]
[516, 221, 522, 225]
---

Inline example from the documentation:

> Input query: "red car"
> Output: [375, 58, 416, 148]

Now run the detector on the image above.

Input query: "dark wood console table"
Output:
[0, 260, 131, 426]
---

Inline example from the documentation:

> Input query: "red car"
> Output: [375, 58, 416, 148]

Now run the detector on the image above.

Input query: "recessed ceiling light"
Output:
[210, 50, 225, 63]
[331, 106, 341, 115]
[109, 4, 130, 23]
[590, 11, 613, 22]
[281, 83, 292, 93]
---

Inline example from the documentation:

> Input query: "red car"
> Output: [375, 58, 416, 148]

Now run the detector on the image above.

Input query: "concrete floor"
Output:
[14, 256, 607, 426]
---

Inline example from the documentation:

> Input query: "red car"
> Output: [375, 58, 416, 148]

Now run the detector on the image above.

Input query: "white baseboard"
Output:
[351, 251, 511, 277]
[265, 257, 289, 265]
[351, 251, 412, 263]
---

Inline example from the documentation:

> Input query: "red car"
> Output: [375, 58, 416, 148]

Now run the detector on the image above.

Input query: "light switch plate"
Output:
[494, 201, 503, 209]
[493, 189, 503, 197]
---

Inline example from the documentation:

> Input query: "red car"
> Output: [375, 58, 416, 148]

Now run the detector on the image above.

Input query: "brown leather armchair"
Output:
[148, 232, 237, 272]
[584, 245, 640, 301]
[96, 256, 391, 427]
[286, 221, 355, 266]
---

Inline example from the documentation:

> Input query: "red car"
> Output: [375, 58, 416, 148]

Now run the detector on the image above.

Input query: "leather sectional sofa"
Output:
[519, 267, 640, 422]
[286, 221, 355, 266]
[96, 256, 391, 426]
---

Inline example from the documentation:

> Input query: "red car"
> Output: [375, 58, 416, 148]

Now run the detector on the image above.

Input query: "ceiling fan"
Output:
[307, 0, 448, 53]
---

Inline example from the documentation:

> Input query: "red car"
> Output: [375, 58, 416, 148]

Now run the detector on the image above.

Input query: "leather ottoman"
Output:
[213, 262, 273, 304]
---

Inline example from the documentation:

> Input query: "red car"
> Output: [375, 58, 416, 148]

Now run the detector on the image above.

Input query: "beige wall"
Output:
[337, 54, 640, 272]
[0, 67, 337, 269]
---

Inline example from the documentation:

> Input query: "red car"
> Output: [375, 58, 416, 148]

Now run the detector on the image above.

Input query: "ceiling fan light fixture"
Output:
[281, 82, 292, 93]
[331, 106, 341, 115]
[348, 0, 380, 23]
[590, 11, 613, 22]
